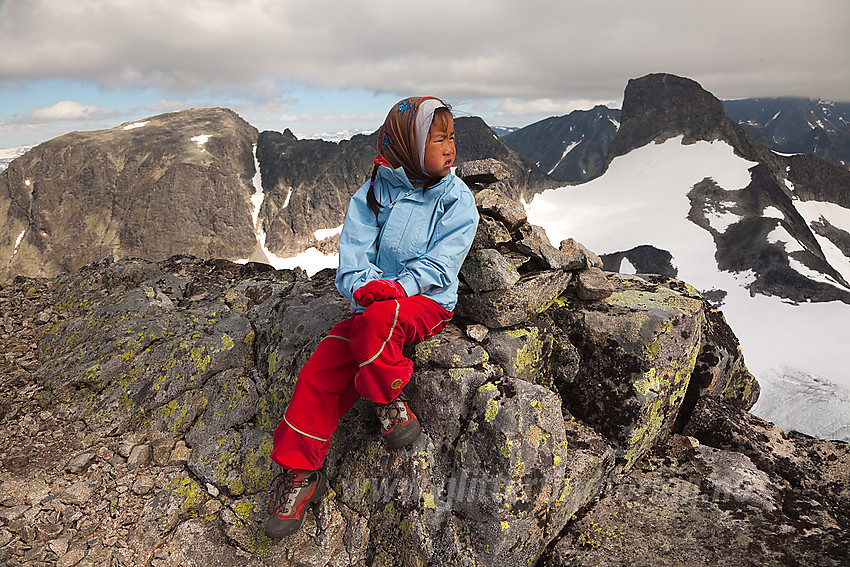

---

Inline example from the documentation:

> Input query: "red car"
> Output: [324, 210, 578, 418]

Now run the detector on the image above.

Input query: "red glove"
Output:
[353, 280, 407, 307]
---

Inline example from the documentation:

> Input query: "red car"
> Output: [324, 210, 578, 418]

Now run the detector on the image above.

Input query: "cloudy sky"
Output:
[1, 0, 849, 149]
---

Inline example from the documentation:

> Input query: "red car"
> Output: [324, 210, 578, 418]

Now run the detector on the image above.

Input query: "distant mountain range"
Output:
[502, 97, 850, 183]
[3, 83, 848, 298]
[502, 106, 621, 183]
[724, 97, 850, 169]
[0, 108, 555, 281]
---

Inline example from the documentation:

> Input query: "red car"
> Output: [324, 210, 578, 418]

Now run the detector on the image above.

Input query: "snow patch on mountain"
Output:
[123, 121, 149, 130]
[705, 203, 741, 232]
[792, 199, 850, 285]
[8, 229, 26, 263]
[548, 141, 581, 175]
[526, 136, 850, 441]
[191, 135, 210, 151]
[265, 247, 339, 275]
[314, 225, 343, 240]
[762, 206, 784, 219]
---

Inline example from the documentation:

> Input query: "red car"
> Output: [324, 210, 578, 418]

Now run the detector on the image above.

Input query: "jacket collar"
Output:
[378, 164, 449, 202]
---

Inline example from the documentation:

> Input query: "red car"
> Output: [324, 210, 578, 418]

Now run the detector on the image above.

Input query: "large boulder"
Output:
[550, 273, 706, 468]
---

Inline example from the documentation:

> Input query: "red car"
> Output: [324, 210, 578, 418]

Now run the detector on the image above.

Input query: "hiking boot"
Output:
[375, 392, 422, 450]
[265, 468, 328, 539]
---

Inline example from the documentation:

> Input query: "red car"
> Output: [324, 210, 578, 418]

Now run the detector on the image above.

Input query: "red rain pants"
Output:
[270, 295, 452, 471]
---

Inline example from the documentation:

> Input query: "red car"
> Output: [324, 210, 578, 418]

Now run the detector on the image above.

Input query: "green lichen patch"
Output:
[168, 473, 206, 513]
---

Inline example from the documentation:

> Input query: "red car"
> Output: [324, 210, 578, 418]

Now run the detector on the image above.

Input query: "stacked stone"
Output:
[454, 159, 615, 329]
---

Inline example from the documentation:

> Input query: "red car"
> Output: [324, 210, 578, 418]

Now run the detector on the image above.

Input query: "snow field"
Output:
[526, 136, 850, 441]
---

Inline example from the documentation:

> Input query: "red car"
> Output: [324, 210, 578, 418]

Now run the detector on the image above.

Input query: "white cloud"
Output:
[28, 101, 114, 122]
[3, 101, 119, 126]
[494, 98, 619, 118]
[1, 0, 849, 147]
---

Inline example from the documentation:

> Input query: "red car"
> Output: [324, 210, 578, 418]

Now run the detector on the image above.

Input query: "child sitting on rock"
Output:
[265, 96, 479, 538]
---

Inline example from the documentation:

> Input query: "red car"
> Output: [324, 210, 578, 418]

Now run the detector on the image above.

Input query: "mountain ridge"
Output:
[500, 95, 850, 180]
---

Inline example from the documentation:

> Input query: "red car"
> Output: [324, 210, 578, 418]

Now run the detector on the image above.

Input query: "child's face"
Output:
[423, 116, 455, 178]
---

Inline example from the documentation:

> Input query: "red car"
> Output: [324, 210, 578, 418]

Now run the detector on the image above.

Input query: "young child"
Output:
[265, 97, 479, 538]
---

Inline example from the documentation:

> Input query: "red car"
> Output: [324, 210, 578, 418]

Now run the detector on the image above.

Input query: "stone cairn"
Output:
[454, 158, 614, 332]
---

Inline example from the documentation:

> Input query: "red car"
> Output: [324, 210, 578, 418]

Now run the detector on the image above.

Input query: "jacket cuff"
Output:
[396, 273, 419, 298]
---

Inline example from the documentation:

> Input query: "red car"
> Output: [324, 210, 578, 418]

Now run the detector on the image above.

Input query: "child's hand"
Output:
[353, 280, 407, 307]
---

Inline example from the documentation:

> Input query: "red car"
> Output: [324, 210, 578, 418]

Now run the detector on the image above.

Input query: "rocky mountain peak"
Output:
[607, 73, 778, 168]
[608, 73, 729, 159]
[1, 107, 259, 282]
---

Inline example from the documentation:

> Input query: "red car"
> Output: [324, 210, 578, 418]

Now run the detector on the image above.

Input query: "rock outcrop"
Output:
[543, 397, 850, 566]
[7, 164, 835, 567]
[0, 108, 260, 283]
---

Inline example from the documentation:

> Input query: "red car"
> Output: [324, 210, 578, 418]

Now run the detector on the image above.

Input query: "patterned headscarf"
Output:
[376, 96, 447, 182]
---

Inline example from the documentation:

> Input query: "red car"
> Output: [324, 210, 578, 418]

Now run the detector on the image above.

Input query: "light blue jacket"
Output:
[335, 165, 479, 313]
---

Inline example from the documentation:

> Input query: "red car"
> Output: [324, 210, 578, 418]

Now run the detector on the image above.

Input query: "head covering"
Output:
[376, 96, 447, 181]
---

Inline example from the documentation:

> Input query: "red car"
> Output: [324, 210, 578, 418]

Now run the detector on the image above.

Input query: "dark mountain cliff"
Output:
[256, 129, 375, 255]
[502, 105, 620, 183]
[1, 108, 259, 282]
[256, 116, 558, 255]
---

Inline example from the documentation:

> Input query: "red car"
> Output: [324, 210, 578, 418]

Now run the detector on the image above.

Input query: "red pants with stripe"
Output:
[270, 295, 452, 471]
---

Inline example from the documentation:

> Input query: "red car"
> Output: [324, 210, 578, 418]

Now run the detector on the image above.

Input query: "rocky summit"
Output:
[1, 163, 846, 567]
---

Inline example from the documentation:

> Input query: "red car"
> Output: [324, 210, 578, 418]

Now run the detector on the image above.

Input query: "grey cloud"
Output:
[1, 0, 848, 101]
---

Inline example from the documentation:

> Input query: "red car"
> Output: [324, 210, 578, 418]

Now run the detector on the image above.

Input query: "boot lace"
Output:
[268, 470, 298, 516]
[375, 393, 409, 430]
